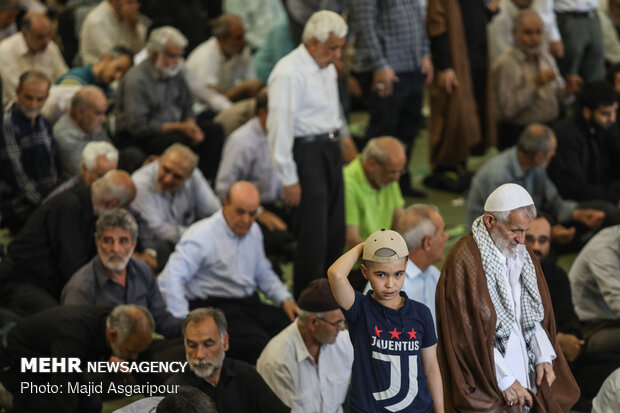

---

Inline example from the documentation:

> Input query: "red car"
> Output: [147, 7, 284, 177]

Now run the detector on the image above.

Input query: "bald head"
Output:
[223, 181, 260, 236]
[21, 12, 52, 53]
[91, 170, 136, 215]
[106, 305, 154, 360]
[71, 86, 108, 135]
[361, 136, 407, 189]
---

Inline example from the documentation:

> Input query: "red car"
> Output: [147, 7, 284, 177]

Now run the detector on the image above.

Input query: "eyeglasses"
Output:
[316, 317, 345, 328]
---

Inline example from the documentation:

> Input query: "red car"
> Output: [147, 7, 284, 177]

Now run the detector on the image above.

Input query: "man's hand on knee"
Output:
[536, 361, 555, 387]
[502, 380, 533, 407]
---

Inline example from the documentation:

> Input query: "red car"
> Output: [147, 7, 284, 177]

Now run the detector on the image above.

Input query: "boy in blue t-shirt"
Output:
[328, 229, 444, 413]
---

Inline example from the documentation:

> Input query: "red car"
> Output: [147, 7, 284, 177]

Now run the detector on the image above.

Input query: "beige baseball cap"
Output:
[363, 229, 409, 263]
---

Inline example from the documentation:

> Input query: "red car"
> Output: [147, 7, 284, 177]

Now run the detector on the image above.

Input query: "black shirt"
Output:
[166, 358, 289, 413]
[7, 182, 97, 298]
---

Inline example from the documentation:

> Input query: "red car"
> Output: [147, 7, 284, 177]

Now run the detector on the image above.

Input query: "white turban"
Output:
[484, 183, 534, 212]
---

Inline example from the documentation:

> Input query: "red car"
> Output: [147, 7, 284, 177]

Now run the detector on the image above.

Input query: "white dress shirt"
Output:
[215, 117, 282, 203]
[130, 160, 221, 244]
[158, 210, 293, 318]
[186, 37, 256, 91]
[257, 321, 354, 413]
[267, 44, 342, 186]
[592, 367, 620, 413]
[79, 0, 147, 65]
[0, 32, 68, 103]
[492, 246, 556, 396]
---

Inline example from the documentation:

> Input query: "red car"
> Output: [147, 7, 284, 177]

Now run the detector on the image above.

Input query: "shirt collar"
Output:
[297, 43, 323, 74]
[291, 322, 316, 364]
[93, 256, 134, 288]
[405, 259, 422, 280]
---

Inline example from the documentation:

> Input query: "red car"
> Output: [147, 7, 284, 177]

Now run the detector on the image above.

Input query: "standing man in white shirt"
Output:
[268, 10, 348, 298]
[257, 279, 353, 413]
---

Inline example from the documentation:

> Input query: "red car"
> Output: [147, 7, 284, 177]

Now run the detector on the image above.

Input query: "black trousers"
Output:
[291, 138, 345, 299]
[0, 263, 58, 317]
[189, 294, 290, 365]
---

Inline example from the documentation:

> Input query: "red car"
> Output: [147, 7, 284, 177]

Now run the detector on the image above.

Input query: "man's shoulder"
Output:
[0, 32, 21, 54]
[442, 233, 480, 272]
[82, 1, 111, 25]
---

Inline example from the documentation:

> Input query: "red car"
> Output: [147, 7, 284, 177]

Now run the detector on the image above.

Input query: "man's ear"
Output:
[582, 107, 592, 121]
[106, 328, 118, 344]
[222, 333, 230, 352]
[483, 213, 495, 229]
[422, 235, 432, 251]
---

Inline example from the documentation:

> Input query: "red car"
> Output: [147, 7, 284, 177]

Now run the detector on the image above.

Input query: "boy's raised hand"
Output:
[327, 243, 364, 311]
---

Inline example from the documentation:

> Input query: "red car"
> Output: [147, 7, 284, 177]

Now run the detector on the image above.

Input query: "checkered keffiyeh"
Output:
[472, 217, 544, 370]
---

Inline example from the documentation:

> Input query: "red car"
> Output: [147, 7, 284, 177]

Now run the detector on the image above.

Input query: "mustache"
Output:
[190, 359, 217, 368]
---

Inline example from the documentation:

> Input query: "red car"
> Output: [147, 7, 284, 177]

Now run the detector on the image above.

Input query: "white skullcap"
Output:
[484, 183, 534, 212]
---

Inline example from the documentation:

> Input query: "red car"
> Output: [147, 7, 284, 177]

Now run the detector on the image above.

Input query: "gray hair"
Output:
[17, 70, 50, 92]
[81, 141, 119, 171]
[157, 387, 218, 413]
[70, 85, 107, 115]
[162, 143, 199, 171]
[95, 208, 138, 241]
[146, 26, 188, 54]
[397, 204, 440, 252]
[361, 136, 405, 165]
[487, 204, 537, 223]
[209, 14, 242, 39]
[106, 304, 155, 342]
[302, 10, 348, 44]
[513, 9, 543, 33]
[183, 307, 228, 339]
[91, 170, 136, 207]
[517, 124, 554, 155]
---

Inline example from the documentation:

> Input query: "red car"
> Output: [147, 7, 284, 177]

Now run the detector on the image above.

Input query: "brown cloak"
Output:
[426, 0, 497, 166]
[436, 233, 579, 412]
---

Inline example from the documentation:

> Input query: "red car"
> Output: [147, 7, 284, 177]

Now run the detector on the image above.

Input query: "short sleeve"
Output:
[342, 290, 364, 324]
[420, 303, 437, 348]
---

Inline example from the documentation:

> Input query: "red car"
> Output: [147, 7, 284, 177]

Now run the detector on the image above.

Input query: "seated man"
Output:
[44, 141, 118, 202]
[257, 279, 353, 412]
[1, 170, 136, 314]
[62, 209, 182, 338]
[549, 81, 620, 203]
[57, 45, 134, 98]
[0, 304, 154, 413]
[131, 143, 220, 264]
[362, 203, 448, 323]
[569, 225, 620, 371]
[0, 0, 19, 42]
[115, 26, 224, 180]
[54, 86, 113, 178]
[79, 0, 147, 65]
[526, 214, 620, 402]
[186, 14, 263, 103]
[599, 0, 620, 65]
[0, 12, 68, 103]
[115, 387, 217, 413]
[166, 307, 288, 412]
[494, 9, 580, 149]
[215, 89, 293, 263]
[467, 124, 609, 248]
[158, 181, 297, 364]
[343, 136, 406, 290]
[223, 0, 286, 50]
[0, 70, 59, 233]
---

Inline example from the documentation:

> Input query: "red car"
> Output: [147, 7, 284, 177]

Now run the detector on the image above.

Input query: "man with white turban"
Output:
[436, 183, 579, 411]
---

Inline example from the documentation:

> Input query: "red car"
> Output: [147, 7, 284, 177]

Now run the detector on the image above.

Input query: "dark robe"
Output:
[436, 233, 579, 412]
[426, 0, 496, 166]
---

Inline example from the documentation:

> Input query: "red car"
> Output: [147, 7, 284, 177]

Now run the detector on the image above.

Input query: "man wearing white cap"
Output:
[436, 183, 579, 411]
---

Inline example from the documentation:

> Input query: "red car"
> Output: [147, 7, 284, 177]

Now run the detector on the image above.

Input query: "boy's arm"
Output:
[327, 242, 363, 311]
[421, 344, 444, 413]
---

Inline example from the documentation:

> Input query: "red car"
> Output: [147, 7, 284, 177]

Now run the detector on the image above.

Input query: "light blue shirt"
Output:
[364, 259, 440, 324]
[158, 210, 293, 318]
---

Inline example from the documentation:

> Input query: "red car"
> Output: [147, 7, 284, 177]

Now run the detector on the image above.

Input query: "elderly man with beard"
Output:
[62, 209, 182, 338]
[0, 304, 154, 413]
[436, 183, 579, 411]
[0, 70, 60, 234]
[493, 9, 581, 150]
[166, 307, 289, 413]
[115, 26, 225, 180]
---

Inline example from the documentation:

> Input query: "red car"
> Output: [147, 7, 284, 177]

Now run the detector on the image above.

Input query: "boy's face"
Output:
[361, 258, 407, 306]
